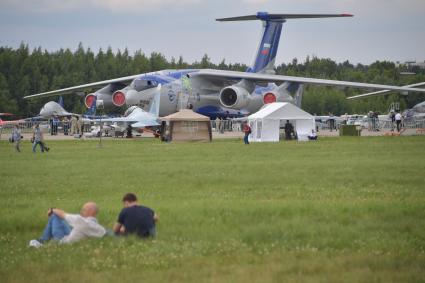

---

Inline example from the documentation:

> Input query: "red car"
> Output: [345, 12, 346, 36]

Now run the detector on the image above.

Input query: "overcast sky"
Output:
[0, 0, 424, 66]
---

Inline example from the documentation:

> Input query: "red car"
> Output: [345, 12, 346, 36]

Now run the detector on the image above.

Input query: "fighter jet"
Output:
[24, 12, 425, 119]
[403, 101, 425, 119]
[93, 87, 161, 129]
[38, 101, 73, 118]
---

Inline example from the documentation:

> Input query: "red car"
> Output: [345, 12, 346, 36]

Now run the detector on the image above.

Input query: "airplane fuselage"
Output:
[113, 69, 296, 119]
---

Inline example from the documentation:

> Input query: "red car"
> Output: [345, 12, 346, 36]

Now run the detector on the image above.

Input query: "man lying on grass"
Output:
[29, 202, 106, 248]
[113, 193, 159, 238]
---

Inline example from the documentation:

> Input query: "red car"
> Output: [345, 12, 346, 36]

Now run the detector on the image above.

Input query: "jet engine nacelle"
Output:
[85, 92, 113, 108]
[219, 86, 250, 109]
[112, 87, 138, 107]
[262, 92, 278, 104]
[84, 84, 120, 108]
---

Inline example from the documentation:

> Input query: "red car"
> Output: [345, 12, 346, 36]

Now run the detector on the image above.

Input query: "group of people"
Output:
[214, 117, 226, 134]
[10, 124, 50, 153]
[69, 115, 85, 136]
[50, 115, 84, 136]
[367, 111, 381, 131]
[49, 116, 60, 135]
[29, 193, 158, 247]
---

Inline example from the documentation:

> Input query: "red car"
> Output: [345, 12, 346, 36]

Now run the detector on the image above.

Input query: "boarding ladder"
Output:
[388, 102, 400, 113]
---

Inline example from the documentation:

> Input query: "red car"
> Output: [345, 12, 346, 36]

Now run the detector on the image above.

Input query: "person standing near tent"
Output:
[243, 122, 251, 145]
[284, 120, 294, 140]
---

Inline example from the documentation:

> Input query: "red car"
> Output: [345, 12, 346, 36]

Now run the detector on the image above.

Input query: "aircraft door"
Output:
[177, 76, 192, 110]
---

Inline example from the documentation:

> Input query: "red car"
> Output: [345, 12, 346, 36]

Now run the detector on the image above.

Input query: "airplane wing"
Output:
[131, 121, 160, 128]
[24, 74, 143, 99]
[346, 82, 425, 100]
[92, 117, 140, 123]
[188, 69, 425, 93]
[91, 116, 160, 127]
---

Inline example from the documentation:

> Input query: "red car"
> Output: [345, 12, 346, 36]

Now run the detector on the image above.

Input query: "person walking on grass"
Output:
[113, 193, 158, 238]
[11, 124, 22, 152]
[242, 122, 251, 145]
[29, 202, 106, 248]
[32, 124, 45, 153]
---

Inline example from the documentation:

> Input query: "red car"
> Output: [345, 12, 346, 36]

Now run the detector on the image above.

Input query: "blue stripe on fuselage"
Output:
[196, 105, 248, 119]
[135, 70, 199, 84]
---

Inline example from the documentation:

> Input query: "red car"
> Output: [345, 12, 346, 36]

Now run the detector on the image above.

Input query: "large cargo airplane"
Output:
[24, 12, 425, 119]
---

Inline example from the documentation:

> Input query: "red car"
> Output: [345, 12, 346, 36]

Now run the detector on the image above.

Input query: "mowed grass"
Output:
[0, 136, 424, 283]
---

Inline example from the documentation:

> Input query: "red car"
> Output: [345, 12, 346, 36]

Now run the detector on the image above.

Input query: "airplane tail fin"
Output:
[58, 96, 64, 107]
[217, 12, 352, 74]
[149, 85, 161, 116]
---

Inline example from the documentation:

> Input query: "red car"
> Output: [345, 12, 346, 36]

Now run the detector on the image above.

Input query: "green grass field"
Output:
[0, 137, 424, 283]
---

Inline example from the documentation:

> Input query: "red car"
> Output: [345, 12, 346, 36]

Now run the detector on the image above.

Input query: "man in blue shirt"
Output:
[113, 193, 158, 238]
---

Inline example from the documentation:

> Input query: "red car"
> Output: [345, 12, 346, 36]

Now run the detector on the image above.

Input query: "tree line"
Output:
[0, 43, 424, 118]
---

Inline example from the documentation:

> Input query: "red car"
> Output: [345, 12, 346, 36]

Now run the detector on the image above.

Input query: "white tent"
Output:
[248, 102, 315, 142]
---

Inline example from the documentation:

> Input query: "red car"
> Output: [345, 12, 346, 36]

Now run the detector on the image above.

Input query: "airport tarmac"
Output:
[3, 128, 422, 141]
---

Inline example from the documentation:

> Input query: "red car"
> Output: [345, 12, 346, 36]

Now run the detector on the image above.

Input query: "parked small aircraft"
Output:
[93, 87, 161, 129]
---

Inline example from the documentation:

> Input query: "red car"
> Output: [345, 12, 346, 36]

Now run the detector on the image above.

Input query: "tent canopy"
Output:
[161, 109, 212, 143]
[162, 109, 210, 122]
[247, 103, 315, 142]
[248, 102, 313, 120]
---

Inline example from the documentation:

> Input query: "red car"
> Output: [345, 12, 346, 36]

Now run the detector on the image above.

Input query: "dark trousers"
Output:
[285, 131, 292, 140]
[244, 133, 249, 144]
[32, 141, 45, 152]
[396, 120, 401, 132]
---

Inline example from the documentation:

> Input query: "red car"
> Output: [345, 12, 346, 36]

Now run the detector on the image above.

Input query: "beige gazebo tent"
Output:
[161, 109, 212, 142]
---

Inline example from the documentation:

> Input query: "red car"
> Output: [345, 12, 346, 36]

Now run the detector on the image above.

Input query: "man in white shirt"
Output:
[395, 112, 402, 132]
[29, 202, 106, 247]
